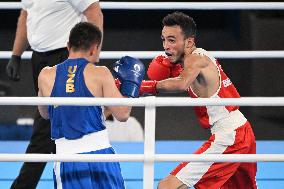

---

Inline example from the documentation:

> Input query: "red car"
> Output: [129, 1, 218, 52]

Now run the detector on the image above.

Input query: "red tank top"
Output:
[187, 48, 240, 129]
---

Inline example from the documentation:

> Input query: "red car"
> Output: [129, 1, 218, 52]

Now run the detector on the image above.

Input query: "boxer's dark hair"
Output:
[162, 11, 196, 39]
[69, 22, 102, 51]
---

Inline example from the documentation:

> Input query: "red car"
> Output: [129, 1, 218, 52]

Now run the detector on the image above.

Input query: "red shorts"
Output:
[171, 122, 257, 189]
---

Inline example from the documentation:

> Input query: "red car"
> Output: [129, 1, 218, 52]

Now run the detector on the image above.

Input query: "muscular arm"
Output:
[86, 66, 131, 122]
[102, 68, 131, 122]
[37, 69, 49, 119]
[156, 54, 209, 93]
[38, 90, 49, 120]
[84, 2, 103, 61]
[12, 10, 29, 56]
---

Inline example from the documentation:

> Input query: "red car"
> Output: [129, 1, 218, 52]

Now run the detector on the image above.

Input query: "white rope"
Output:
[1, 51, 284, 60]
[0, 154, 144, 162]
[1, 2, 284, 10]
[0, 154, 284, 162]
[1, 97, 284, 106]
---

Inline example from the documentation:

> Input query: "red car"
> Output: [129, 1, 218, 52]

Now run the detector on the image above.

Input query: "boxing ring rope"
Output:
[1, 153, 284, 163]
[1, 96, 284, 188]
[1, 2, 284, 10]
[1, 96, 284, 106]
[1, 51, 284, 59]
[1, 2, 284, 60]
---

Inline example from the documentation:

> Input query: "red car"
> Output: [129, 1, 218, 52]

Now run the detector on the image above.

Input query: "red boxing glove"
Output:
[147, 55, 172, 81]
[170, 63, 183, 78]
[147, 55, 183, 81]
[115, 79, 157, 96]
[115, 78, 121, 90]
[139, 80, 158, 96]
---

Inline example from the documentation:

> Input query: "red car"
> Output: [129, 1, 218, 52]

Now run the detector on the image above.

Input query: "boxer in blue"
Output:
[37, 22, 145, 189]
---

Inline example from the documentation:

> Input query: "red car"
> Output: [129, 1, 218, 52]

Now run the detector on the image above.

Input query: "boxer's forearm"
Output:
[38, 90, 49, 119]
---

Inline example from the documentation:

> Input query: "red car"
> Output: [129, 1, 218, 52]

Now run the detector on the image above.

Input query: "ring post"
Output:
[143, 96, 156, 189]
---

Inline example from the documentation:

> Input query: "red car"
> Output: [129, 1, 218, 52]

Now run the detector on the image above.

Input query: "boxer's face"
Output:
[161, 25, 186, 64]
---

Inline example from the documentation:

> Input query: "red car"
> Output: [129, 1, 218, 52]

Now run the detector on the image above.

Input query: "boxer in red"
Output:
[139, 11, 257, 189]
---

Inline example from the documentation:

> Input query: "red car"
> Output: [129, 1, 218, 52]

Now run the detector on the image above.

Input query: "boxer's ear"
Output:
[185, 37, 195, 49]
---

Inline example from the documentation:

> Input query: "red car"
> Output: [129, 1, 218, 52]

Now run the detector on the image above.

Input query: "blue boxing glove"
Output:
[113, 56, 145, 98]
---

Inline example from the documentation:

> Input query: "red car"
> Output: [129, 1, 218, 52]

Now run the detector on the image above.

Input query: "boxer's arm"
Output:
[100, 67, 131, 122]
[156, 55, 209, 92]
[37, 67, 56, 119]
[157, 55, 208, 92]
[37, 72, 49, 119]
[38, 90, 49, 120]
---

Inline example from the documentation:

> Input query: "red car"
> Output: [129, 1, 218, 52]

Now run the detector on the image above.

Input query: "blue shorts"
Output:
[54, 147, 125, 189]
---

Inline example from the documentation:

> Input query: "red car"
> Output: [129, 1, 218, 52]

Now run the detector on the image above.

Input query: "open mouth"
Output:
[165, 52, 173, 58]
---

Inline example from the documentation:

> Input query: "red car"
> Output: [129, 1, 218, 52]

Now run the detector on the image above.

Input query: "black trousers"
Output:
[10, 48, 68, 189]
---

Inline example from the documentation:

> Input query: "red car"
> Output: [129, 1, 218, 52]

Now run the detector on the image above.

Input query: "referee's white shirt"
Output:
[22, 0, 99, 52]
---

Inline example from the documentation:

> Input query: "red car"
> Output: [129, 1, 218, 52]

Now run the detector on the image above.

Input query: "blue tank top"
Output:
[48, 58, 106, 140]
